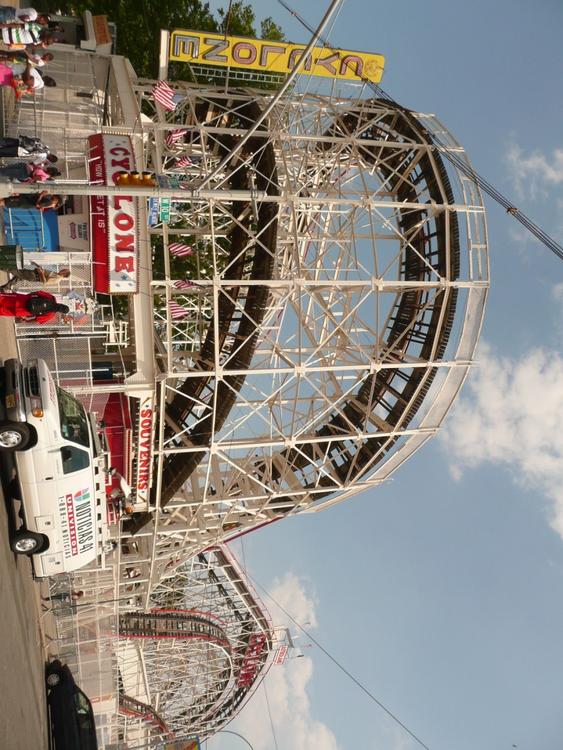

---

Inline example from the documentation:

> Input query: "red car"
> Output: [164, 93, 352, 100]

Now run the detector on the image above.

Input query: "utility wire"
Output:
[263, 680, 281, 750]
[250, 573, 432, 750]
[276, 0, 563, 262]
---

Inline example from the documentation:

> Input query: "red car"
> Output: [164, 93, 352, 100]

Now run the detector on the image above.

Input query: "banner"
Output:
[134, 394, 155, 504]
[88, 133, 139, 294]
[169, 29, 385, 84]
[273, 645, 288, 665]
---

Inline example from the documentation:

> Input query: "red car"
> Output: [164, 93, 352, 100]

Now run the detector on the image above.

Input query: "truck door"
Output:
[53, 445, 97, 570]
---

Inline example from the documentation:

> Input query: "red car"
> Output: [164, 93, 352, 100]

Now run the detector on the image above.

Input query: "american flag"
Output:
[174, 155, 192, 168]
[165, 128, 188, 147]
[169, 300, 191, 319]
[169, 242, 193, 257]
[152, 80, 179, 112]
[173, 279, 197, 290]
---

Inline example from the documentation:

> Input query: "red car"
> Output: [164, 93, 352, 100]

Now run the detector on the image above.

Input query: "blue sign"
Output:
[148, 197, 159, 226]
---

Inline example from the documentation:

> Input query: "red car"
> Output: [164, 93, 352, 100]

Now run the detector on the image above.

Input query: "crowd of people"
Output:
[0, 129, 68, 325]
[0, 6, 58, 97]
[0, 134, 63, 208]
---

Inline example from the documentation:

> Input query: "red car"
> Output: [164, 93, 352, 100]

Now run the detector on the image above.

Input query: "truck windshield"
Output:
[56, 387, 90, 448]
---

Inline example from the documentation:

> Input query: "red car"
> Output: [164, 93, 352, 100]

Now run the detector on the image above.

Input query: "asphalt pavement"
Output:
[0, 316, 49, 749]
[0, 452, 49, 750]
[0, 4, 52, 739]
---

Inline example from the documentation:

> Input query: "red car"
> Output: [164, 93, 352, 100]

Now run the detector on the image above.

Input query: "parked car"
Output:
[0, 358, 108, 576]
[45, 660, 98, 750]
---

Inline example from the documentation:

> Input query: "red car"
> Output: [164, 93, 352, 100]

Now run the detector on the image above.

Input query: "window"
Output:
[56, 387, 90, 447]
[74, 690, 91, 715]
[61, 445, 90, 474]
[74, 690, 97, 749]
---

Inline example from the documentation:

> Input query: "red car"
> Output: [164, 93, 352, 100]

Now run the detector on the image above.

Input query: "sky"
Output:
[198, 2, 563, 749]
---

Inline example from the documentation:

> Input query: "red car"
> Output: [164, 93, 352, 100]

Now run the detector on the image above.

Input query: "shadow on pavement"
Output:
[0, 450, 18, 542]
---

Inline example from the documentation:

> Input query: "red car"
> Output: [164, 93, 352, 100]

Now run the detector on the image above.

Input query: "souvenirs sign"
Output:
[88, 133, 139, 294]
[169, 29, 385, 84]
[134, 394, 155, 505]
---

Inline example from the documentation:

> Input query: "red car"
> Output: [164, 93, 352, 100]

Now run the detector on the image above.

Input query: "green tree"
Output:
[260, 17, 285, 41]
[34, 0, 284, 78]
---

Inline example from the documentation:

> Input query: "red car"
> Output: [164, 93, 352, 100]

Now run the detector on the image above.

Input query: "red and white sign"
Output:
[88, 133, 139, 294]
[273, 645, 288, 665]
[237, 632, 268, 688]
[135, 394, 155, 504]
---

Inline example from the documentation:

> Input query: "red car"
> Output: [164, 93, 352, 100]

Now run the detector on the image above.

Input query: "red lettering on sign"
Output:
[115, 256, 134, 272]
[237, 633, 267, 687]
[136, 407, 153, 492]
[66, 493, 78, 556]
[110, 157, 131, 172]
[88, 133, 138, 293]
[115, 234, 134, 252]
[114, 213, 134, 232]
[114, 195, 133, 210]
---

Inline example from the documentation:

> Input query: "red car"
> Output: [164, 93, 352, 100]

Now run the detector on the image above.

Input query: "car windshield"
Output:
[56, 388, 90, 448]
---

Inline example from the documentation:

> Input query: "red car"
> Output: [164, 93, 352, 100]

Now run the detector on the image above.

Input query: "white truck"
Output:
[0, 358, 108, 577]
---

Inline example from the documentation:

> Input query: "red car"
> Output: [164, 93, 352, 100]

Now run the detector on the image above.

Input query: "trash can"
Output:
[0, 244, 22, 270]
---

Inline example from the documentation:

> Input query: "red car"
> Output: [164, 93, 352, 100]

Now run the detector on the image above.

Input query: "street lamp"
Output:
[214, 730, 255, 749]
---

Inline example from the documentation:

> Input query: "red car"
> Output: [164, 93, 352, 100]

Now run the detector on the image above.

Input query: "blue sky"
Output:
[202, 1, 563, 749]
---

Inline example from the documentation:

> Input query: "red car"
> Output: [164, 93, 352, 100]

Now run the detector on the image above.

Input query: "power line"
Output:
[262, 680, 281, 750]
[250, 573, 433, 750]
[276, 0, 563, 262]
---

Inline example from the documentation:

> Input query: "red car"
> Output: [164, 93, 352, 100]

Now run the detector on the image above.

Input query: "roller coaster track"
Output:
[125, 97, 463, 533]
[255, 100, 460, 508]
[119, 610, 231, 649]
[119, 694, 172, 738]
[118, 608, 270, 736]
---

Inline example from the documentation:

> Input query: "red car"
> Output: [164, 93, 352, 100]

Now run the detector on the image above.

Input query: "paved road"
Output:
[1, 20, 50, 741]
[0, 456, 49, 750]
[0, 316, 49, 749]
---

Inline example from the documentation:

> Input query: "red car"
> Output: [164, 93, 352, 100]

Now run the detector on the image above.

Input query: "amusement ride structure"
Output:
[1, 7, 490, 746]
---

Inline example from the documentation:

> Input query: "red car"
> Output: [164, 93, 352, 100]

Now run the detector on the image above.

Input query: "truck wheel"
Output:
[0, 422, 30, 451]
[10, 529, 47, 555]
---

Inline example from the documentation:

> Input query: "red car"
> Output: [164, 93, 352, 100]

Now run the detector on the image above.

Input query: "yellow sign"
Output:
[169, 30, 385, 83]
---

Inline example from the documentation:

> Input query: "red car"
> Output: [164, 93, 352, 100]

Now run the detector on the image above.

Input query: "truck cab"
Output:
[0, 358, 107, 577]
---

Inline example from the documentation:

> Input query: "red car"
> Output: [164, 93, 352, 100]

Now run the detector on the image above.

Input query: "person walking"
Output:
[0, 264, 70, 290]
[0, 8, 48, 26]
[0, 289, 70, 323]
[0, 191, 63, 211]
[0, 134, 56, 160]
[0, 57, 55, 96]
[0, 160, 59, 181]
[0, 49, 52, 66]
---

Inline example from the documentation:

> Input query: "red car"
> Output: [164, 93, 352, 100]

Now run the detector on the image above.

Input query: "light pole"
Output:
[120, 729, 255, 750]
[214, 730, 255, 749]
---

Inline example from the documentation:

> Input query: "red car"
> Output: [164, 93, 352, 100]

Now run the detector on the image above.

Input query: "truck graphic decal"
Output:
[58, 488, 95, 558]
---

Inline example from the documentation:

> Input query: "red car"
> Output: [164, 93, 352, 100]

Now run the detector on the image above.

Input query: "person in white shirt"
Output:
[0, 8, 50, 26]
[0, 50, 53, 67]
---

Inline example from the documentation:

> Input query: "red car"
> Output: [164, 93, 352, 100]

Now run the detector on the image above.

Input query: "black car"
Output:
[45, 660, 99, 750]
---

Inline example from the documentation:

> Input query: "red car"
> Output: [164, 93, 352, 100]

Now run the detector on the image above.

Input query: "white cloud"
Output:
[505, 142, 563, 201]
[552, 282, 563, 305]
[441, 340, 563, 537]
[208, 573, 340, 750]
